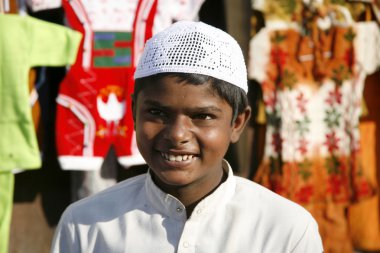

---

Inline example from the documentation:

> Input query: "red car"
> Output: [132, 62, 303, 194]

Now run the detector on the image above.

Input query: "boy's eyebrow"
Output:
[143, 99, 224, 113]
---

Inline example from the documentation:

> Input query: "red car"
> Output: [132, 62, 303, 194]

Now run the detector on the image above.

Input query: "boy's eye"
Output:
[193, 114, 213, 120]
[149, 108, 166, 117]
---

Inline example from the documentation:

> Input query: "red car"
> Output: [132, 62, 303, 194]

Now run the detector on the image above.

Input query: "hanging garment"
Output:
[56, 0, 205, 171]
[3, 0, 44, 174]
[0, 14, 81, 171]
[55, 0, 158, 170]
[250, 20, 379, 206]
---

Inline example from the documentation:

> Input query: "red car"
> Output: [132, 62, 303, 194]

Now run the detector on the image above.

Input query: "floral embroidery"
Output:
[298, 160, 312, 180]
[325, 155, 342, 174]
[325, 89, 342, 106]
[254, 24, 374, 206]
[324, 109, 341, 129]
[282, 69, 298, 89]
[297, 138, 308, 155]
[324, 132, 340, 153]
[295, 185, 313, 203]
[295, 116, 311, 136]
[296, 92, 307, 113]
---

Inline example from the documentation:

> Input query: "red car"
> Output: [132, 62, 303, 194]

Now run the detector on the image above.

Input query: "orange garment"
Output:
[348, 121, 380, 251]
[307, 202, 353, 253]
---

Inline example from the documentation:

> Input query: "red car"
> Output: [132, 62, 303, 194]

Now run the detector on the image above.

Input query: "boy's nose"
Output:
[163, 116, 192, 145]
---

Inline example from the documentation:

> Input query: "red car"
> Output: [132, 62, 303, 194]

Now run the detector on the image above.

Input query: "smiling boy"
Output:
[51, 21, 323, 253]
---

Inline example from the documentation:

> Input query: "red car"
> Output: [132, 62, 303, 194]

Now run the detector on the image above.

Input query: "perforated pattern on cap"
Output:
[134, 21, 248, 93]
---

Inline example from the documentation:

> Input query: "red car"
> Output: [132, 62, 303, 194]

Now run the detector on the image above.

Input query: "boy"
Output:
[51, 21, 323, 252]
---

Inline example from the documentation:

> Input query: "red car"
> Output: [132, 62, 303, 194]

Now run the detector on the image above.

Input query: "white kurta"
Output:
[51, 160, 323, 253]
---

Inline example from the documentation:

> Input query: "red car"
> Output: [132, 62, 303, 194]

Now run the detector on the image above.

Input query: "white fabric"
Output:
[51, 160, 323, 253]
[373, 2, 380, 24]
[75, 0, 137, 31]
[134, 21, 248, 93]
[25, 0, 61, 12]
[153, 0, 205, 34]
[354, 21, 380, 75]
[251, 0, 265, 12]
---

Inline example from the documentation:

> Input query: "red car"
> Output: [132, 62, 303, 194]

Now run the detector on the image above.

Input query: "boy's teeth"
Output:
[169, 155, 176, 161]
[162, 153, 193, 162]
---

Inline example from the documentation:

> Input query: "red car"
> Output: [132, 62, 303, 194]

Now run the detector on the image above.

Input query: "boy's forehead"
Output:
[138, 77, 223, 103]
[142, 75, 214, 95]
[134, 20, 248, 93]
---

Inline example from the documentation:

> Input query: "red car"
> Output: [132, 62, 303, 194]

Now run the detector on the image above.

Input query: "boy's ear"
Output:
[231, 106, 251, 143]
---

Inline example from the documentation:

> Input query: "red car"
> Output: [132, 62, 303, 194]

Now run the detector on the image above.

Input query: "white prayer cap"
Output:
[134, 20, 248, 93]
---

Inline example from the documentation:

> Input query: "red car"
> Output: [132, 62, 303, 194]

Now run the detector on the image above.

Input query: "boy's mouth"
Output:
[160, 152, 196, 162]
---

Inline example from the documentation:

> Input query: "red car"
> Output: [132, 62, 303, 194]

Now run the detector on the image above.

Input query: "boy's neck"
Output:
[186, 170, 227, 218]
[153, 169, 228, 219]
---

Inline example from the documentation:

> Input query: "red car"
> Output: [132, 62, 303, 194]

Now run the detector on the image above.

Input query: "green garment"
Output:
[0, 172, 14, 253]
[0, 14, 82, 171]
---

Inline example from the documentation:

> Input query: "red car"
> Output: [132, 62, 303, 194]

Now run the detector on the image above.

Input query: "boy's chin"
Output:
[152, 171, 195, 188]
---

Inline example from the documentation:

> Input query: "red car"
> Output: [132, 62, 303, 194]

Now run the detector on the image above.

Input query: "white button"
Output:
[196, 209, 202, 214]
[176, 207, 183, 212]
[183, 241, 190, 248]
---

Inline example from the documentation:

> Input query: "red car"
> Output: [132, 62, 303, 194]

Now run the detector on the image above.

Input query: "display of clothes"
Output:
[248, 2, 380, 252]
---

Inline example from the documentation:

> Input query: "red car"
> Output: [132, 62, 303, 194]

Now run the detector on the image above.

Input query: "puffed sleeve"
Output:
[25, 15, 82, 67]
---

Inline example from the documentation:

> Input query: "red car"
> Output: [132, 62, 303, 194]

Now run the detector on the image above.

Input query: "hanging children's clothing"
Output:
[0, 13, 81, 253]
[248, 6, 380, 251]
[0, 14, 81, 172]
[251, 20, 379, 204]
[55, 0, 205, 171]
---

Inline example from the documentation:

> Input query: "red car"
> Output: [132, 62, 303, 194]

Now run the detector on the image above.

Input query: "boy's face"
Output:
[133, 76, 248, 192]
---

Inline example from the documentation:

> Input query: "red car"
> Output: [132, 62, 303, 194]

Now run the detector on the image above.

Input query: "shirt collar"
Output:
[144, 159, 236, 221]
